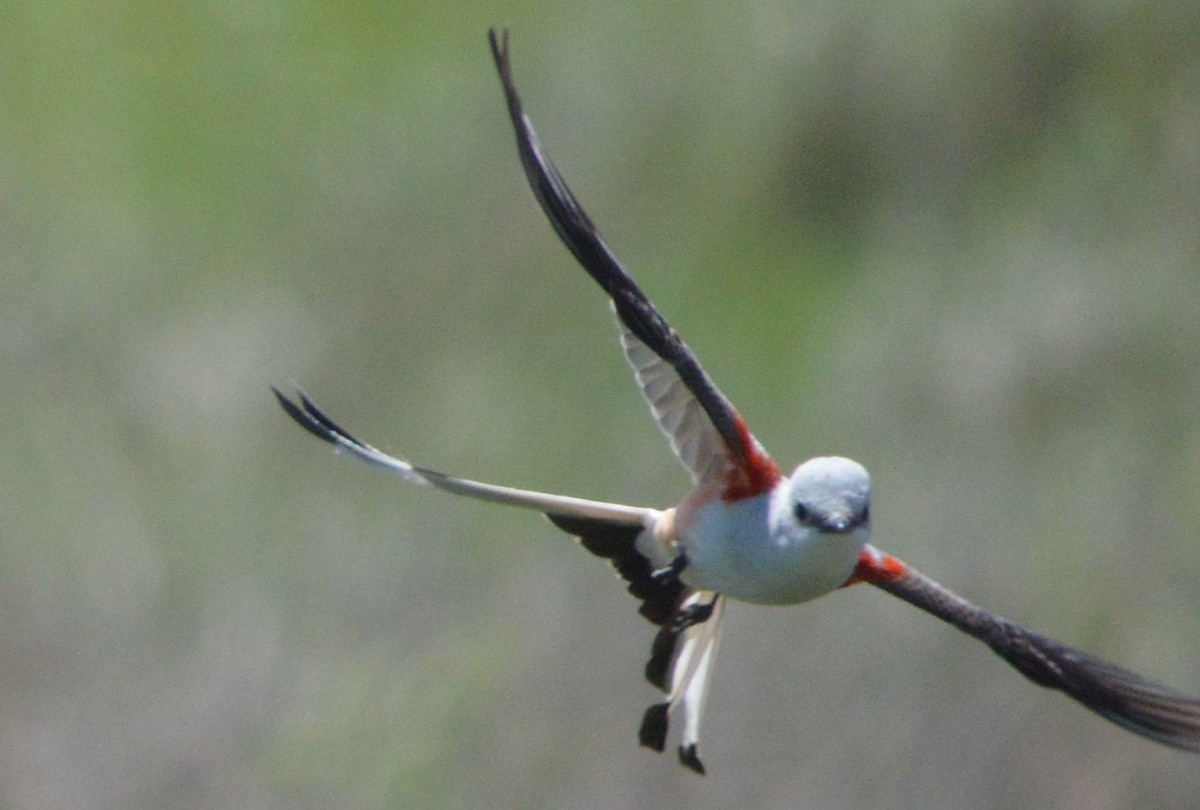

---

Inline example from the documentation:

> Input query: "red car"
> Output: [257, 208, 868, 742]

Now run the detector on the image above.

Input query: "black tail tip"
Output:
[678, 743, 706, 775]
[639, 702, 670, 752]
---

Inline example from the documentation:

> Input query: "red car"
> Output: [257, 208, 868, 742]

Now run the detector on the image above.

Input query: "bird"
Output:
[273, 28, 1200, 774]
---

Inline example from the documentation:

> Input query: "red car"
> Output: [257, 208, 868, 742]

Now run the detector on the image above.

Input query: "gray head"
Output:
[784, 456, 871, 534]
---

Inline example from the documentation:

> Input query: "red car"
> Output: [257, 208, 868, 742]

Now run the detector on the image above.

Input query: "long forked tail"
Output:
[851, 547, 1200, 752]
[543, 514, 725, 774]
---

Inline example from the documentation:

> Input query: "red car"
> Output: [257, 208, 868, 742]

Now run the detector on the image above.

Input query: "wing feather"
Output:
[852, 545, 1200, 752]
[488, 29, 780, 496]
[617, 319, 728, 484]
[273, 387, 653, 525]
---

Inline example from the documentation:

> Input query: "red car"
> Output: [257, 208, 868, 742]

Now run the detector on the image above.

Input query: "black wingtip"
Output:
[272, 386, 371, 451]
[272, 385, 337, 445]
[490, 27, 531, 145]
[639, 702, 670, 752]
[872, 562, 1200, 754]
[1008, 628, 1200, 753]
[487, 27, 509, 66]
[488, 27, 515, 103]
[678, 743, 706, 775]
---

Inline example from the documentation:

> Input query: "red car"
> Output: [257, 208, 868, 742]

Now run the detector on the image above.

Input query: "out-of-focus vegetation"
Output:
[2, 1, 1198, 807]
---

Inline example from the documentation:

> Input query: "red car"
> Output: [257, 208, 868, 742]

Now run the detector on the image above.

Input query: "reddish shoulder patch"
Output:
[720, 413, 783, 502]
[841, 548, 910, 587]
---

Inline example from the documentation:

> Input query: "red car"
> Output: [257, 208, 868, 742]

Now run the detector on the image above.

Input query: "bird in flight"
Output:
[274, 28, 1200, 774]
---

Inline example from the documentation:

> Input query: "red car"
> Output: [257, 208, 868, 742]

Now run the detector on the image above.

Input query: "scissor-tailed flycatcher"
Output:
[274, 29, 1200, 774]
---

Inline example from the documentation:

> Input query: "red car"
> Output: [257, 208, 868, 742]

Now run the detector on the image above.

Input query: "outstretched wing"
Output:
[488, 29, 781, 498]
[850, 545, 1200, 752]
[273, 387, 653, 525]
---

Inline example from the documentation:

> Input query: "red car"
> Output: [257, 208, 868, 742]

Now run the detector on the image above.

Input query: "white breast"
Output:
[677, 491, 868, 605]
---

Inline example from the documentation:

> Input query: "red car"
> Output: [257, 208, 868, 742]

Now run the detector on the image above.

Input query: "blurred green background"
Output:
[3, 1, 1200, 807]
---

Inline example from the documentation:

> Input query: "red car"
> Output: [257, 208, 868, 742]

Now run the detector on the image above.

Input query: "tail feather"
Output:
[547, 513, 723, 774]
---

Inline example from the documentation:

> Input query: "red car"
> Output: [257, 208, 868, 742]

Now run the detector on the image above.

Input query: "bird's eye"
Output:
[860, 505, 870, 524]
[794, 502, 811, 524]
